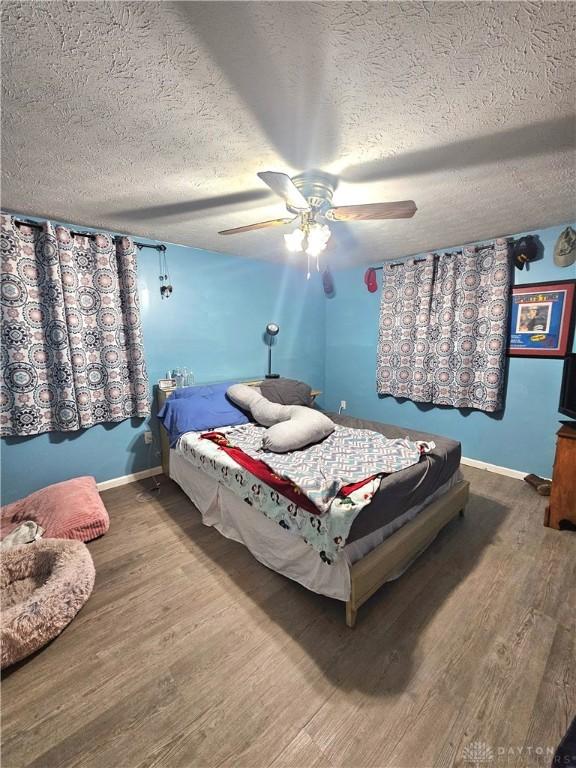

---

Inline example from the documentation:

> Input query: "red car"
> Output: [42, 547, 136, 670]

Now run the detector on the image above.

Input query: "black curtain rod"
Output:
[372, 256, 428, 271]
[136, 242, 167, 252]
[12, 218, 166, 252]
[372, 237, 520, 270]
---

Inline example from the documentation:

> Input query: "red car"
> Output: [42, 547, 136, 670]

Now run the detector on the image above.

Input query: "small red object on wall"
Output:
[364, 267, 378, 292]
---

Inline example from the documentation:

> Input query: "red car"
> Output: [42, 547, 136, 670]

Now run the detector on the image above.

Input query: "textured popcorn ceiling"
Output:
[1, 1, 575, 268]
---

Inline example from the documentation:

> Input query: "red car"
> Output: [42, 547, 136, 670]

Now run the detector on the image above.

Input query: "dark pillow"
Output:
[157, 383, 249, 446]
[258, 378, 313, 406]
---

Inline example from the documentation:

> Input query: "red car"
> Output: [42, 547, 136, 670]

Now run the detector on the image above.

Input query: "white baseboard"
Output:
[460, 456, 531, 481]
[97, 466, 163, 491]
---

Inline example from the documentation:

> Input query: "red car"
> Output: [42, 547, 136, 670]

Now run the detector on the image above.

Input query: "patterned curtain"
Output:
[377, 239, 511, 412]
[1, 215, 150, 437]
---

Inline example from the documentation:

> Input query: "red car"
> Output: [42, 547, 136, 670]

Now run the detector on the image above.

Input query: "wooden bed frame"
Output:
[345, 480, 468, 626]
[156, 382, 469, 627]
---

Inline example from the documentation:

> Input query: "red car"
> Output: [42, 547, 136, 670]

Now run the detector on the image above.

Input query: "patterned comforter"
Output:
[223, 424, 431, 513]
[177, 424, 431, 563]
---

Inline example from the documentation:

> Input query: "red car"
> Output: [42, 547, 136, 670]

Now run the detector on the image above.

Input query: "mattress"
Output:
[174, 415, 461, 557]
[329, 413, 461, 543]
[177, 428, 388, 562]
[170, 448, 461, 601]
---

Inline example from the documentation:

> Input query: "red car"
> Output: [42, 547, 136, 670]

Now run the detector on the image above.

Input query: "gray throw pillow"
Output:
[263, 406, 334, 452]
[258, 378, 313, 406]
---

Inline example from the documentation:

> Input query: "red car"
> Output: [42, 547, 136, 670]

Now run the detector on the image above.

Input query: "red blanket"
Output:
[200, 432, 374, 515]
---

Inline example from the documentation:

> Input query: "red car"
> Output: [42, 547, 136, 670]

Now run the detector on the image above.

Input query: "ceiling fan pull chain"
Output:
[307, 252, 311, 280]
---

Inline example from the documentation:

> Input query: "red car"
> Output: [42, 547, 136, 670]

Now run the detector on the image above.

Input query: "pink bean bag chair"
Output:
[1, 476, 109, 543]
[1, 539, 95, 669]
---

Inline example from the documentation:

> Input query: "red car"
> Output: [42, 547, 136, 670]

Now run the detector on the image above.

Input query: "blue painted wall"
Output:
[324, 223, 575, 478]
[1, 221, 325, 503]
[2, 216, 574, 503]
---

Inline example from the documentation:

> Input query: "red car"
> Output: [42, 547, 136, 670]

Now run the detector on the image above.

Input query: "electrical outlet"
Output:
[340, 400, 347, 411]
[144, 431, 153, 445]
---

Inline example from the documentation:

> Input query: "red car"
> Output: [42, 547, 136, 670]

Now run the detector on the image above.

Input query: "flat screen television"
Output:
[559, 353, 576, 419]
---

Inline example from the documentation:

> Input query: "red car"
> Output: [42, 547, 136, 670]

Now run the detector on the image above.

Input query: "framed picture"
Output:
[508, 280, 575, 358]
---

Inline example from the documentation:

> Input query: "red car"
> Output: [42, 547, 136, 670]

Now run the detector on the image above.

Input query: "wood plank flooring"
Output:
[1, 467, 574, 768]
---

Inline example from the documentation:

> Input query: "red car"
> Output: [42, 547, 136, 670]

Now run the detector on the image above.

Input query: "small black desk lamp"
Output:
[265, 323, 280, 378]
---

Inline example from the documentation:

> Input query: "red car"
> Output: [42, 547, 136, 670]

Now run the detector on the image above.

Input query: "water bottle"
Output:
[174, 368, 183, 388]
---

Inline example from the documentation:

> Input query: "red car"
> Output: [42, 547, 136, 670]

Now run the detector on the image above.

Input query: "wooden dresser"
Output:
[545, 422, 576, 529]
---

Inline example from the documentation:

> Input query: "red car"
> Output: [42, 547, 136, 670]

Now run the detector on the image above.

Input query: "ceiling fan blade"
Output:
[218, 217, 296, 235]
[257, 171, 311, 211]
[326, 201, 417, 222]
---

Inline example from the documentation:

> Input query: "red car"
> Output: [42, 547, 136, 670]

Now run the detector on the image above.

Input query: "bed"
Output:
[157, 381, 469, 627]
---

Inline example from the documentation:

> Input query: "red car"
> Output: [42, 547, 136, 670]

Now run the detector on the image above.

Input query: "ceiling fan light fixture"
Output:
[305, 241, 325, 257]
[218, 170, 417, 246]
[284, 227, 305, 252]
[305, 223, 331, 256]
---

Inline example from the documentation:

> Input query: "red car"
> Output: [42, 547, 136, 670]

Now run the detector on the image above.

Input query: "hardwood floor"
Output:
[1, 467, 574, 768]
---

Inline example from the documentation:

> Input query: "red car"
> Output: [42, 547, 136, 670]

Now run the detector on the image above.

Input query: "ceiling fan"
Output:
[218, 170, 417, 260]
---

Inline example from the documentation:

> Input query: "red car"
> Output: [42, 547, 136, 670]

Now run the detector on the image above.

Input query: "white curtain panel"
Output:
[377, 239, 511, 412]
